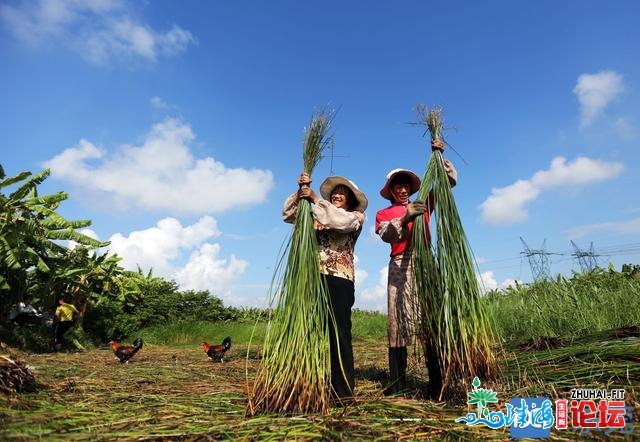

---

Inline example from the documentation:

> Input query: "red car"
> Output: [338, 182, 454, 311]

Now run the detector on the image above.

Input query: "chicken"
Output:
[110, 337, 143, 363]
[201, 336, 231, 362]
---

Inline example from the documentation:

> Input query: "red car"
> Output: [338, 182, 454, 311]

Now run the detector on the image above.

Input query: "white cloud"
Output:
[500, 278, 519, 290]
[157, 24, 195, 56]
[479, 156, 623, 225]
[103, 216, 248, 305]
[478, 180, 539, 224]
[612, 118, 638, 141]
[150, 96, 169, 110]
[477, 271, 520, 294]
[353, 254, 368, 290]
[531, 157, 623, 188]
[478, 271, 497, 292]
[106, 216, 220, 274]
[44, 118, 274, 214]
[574, 71, 624, 128]
[356, 266, 388, 312]
[174, 243, 248, 302]
[566, 217, 640, 239]
[0, 0, 196, 63]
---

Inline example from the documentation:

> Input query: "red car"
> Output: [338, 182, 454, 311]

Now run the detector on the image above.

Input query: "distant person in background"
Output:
[53, 295, 79, 351]
[7, 295, 42, 326]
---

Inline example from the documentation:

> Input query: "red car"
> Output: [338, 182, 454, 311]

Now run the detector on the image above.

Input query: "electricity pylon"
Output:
[520, 237, 552, 282]
[571, 240, 599, 273]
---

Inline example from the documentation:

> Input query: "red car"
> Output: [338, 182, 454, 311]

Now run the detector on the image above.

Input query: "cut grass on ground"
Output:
[1, 331, 638, 441]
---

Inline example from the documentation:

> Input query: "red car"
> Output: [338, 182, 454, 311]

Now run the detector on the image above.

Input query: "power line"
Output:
[478, 241, 640, 266]
[553, 242, 640, 257]
[476, 239, 640, 280]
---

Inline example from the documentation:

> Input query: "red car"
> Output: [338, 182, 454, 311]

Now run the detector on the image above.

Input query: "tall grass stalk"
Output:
[412, 105, 498, 399]
[247, 109, 337, 415]
[486, 269, 640, 343]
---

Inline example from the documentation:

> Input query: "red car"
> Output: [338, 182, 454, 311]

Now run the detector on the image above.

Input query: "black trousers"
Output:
[324, 274, 355, 399]
[54, 321, 74, 346]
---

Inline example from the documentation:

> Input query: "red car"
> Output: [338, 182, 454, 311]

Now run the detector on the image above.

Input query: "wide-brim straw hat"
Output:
[319, 176, 368, 213]
[379, 168, 421, 200]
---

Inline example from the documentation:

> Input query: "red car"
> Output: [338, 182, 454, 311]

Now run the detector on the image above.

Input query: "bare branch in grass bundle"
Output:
[415, 104, 467, 165]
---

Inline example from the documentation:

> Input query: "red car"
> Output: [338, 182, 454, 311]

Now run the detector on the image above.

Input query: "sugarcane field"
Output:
[3, 2, 640, 440]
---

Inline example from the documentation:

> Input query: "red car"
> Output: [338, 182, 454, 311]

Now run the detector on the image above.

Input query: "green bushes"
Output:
[0, 324, 53, 352]
[12, 262, 637, 353]
[83, 299, 139, 343]
[137, 310, 387, 347]
[485, 266, 640, 344]
[83, 279, 264, 343]
[138, 320, 268, 346]
[2, 276, 264, 351]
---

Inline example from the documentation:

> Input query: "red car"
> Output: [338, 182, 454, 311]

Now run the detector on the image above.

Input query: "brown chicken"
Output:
[201, 336, 231, 362]
[110, 337, 143, 363]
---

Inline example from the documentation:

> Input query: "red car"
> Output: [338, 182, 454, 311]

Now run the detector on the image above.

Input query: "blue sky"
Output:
[2, 0, 639, 311]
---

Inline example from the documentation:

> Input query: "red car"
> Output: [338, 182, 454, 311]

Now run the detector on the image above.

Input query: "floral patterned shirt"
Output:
[283, 194, 365, 282]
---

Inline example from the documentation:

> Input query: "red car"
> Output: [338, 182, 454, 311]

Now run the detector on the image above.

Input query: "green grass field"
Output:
[1, 310, 638, 441]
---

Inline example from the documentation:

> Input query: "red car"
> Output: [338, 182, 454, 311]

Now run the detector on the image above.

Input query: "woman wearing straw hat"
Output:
[375, 139, 457, 395]
[283, 172, 368, 403]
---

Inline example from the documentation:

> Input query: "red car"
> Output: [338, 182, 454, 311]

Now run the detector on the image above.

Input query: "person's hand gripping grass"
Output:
[403, 200, 427, 225]
[297, 172, 319, 203]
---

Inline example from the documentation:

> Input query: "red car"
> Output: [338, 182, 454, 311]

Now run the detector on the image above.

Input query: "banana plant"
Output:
[0, 164, 109, 318]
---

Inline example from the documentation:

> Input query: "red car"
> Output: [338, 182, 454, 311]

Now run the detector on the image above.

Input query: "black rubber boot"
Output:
[425, 346, 443, 399]
[384, 347, 407, 396]
[397, 346, 407, 391]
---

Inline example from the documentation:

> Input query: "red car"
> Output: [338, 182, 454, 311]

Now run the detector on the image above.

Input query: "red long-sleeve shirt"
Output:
[375, 202, 431, 257]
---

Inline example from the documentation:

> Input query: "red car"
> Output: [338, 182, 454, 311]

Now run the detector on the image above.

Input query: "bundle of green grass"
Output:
[411, 105, 498, 400]
[247, 110, 338, 415]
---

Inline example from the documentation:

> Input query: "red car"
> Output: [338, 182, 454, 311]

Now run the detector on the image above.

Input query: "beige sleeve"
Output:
[312, 200, 364, 232]
[445, 159, 458, 187]
[282, 193, 299, 224]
